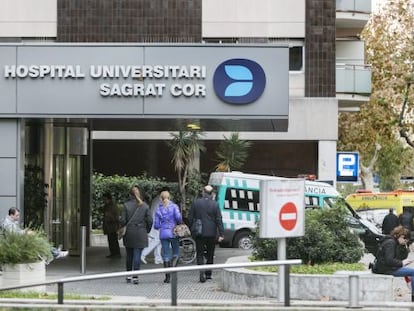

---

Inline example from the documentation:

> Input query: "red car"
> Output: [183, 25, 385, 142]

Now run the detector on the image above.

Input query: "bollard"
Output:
[348, 274, 360, 308]
[80, 226, 86, 274]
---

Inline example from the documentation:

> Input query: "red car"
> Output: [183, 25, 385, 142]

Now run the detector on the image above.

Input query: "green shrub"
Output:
[0, 230, 53, 265]
[91, 172, 207, 229]
[252, 206, 364, 264]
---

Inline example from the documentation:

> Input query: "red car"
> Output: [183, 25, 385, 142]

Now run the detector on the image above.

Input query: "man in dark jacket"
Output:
[399, 207, 414, 237]
[188, 185, 224, 283]
[382, 208, 399, 235]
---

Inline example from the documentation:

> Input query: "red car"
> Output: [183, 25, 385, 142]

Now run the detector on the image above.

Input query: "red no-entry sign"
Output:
[279, 202, 297, 231]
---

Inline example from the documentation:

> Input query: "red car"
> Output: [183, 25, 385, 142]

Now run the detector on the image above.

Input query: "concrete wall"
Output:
[221, 256, 395, 302]
[202, 0, 305, 38]
[0, 0, 57, 37]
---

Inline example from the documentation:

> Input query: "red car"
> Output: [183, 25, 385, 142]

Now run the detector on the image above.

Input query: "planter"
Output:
[90, 233, 107, 247]
[0, 262, 46, 292]
[221, 256, 395, 302]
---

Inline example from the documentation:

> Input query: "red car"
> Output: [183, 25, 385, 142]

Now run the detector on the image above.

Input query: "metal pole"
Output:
[277, 238, 286, 303]
[348, 274, 360, 308]
[171, 272, 178, 306]
[80, 225, 86, 274]
[284, 264, 290, 307]
[57, 282, 64, 304]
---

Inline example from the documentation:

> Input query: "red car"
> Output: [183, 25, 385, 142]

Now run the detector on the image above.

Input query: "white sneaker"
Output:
[141, 256, 147, 264]
[56, 250, 69, 259]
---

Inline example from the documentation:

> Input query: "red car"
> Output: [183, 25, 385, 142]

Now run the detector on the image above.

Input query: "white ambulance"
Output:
[208, 171, 341, 250]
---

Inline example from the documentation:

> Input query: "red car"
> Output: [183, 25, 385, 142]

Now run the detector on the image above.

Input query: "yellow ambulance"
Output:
[345, 190, 414, 228]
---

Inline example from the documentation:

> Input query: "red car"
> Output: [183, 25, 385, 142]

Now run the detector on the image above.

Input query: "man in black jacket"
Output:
[188, 185, 224, 283]
[382, 208, 399, 235]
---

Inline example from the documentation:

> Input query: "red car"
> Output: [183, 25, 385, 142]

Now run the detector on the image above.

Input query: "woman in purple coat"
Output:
[154, 190, 182, 283]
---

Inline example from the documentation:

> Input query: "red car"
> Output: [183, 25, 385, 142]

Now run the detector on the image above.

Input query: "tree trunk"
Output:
[359, 143, 381, 191]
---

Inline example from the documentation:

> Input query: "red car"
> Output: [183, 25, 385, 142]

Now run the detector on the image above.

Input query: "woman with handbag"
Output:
[154, 190, 182, 283]
[120, 185, 152, 284]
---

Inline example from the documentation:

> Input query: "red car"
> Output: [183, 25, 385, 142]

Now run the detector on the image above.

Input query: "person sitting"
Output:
[373, 225, 414, 301]
[2, 207, 68, 262]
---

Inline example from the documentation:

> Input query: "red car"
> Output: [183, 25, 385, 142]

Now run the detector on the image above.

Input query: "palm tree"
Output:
[215, 133, 251, 172]
[168, 130, 205, 215]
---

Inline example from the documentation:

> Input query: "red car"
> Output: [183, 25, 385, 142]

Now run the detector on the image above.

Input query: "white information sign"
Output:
[259, 179, 305, 238]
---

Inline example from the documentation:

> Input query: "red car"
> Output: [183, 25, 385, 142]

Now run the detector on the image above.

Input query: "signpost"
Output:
[259, 178, 305, 304]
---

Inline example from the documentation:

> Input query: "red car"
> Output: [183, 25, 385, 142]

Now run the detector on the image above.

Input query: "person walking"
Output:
[382, 208, 399, 235]
[373, 225, 414, 301]
[141, 188, 166, 265]
[188, 185, 224, 283]
[153, 190, 182, 283]
[120, 185, 152, 284]
[102, 192, 121, 258]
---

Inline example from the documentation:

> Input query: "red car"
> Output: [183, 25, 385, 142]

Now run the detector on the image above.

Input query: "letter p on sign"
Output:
[336, 152, 359, 182]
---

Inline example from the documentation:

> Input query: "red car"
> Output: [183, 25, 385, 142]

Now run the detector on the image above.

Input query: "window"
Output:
[224, 188, 260, 212]
[203, 38, 304, 72]
[289, 46, 303, 71]
[305, 196, 320, 209]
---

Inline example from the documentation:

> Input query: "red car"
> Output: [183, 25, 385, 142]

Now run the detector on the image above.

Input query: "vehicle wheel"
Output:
[233, 231, 253, 250]
[179, 237, 197, 264]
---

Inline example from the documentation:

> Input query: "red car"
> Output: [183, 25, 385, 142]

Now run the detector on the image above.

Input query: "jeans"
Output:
[392, 266, 414, 292]
[142, 234, 162, 263]
[160, 237, 180, 262]
[125, 247, 143, 271]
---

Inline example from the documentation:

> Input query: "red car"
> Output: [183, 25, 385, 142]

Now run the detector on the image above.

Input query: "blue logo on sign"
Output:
[213, 59, 266, 105]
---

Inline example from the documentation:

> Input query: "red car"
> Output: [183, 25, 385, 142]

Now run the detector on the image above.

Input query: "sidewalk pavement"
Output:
[1, 246, 414, 310]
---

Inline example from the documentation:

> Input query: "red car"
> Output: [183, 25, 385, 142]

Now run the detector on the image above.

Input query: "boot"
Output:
[199, 271, 206, 283]
[163, 261, 171, 283]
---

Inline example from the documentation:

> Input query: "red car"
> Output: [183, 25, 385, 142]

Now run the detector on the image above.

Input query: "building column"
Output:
[318, 140, 337, 185]
[0, 119, 24, 219]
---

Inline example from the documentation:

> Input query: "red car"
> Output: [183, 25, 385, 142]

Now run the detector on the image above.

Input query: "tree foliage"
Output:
[362, 0, 414, 147]
[339, 0, 414, 189]
[215, 132, 251, 172]
[167, 130, 205, 215]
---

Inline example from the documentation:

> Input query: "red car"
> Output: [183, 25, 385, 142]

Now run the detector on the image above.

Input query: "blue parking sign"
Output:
[336, 152, 359, 182]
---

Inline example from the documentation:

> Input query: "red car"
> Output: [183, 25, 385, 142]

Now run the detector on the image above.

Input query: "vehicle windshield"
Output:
[324, 196, 382, 235]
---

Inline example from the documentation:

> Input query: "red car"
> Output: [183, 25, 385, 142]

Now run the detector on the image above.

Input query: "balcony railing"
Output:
[336, 0, 371, 13]
[336, 63, 371, 95]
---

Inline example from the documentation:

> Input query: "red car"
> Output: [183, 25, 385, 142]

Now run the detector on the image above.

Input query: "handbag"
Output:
[117, 205, 140, 240]
[174, 223, 191, 238]
[191, 219, 202, 238]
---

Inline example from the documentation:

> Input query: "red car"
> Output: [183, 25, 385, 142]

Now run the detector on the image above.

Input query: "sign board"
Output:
[336, 152, 359, 183]
[259, 179, 305, 238]
[0, 44, 288, 120]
